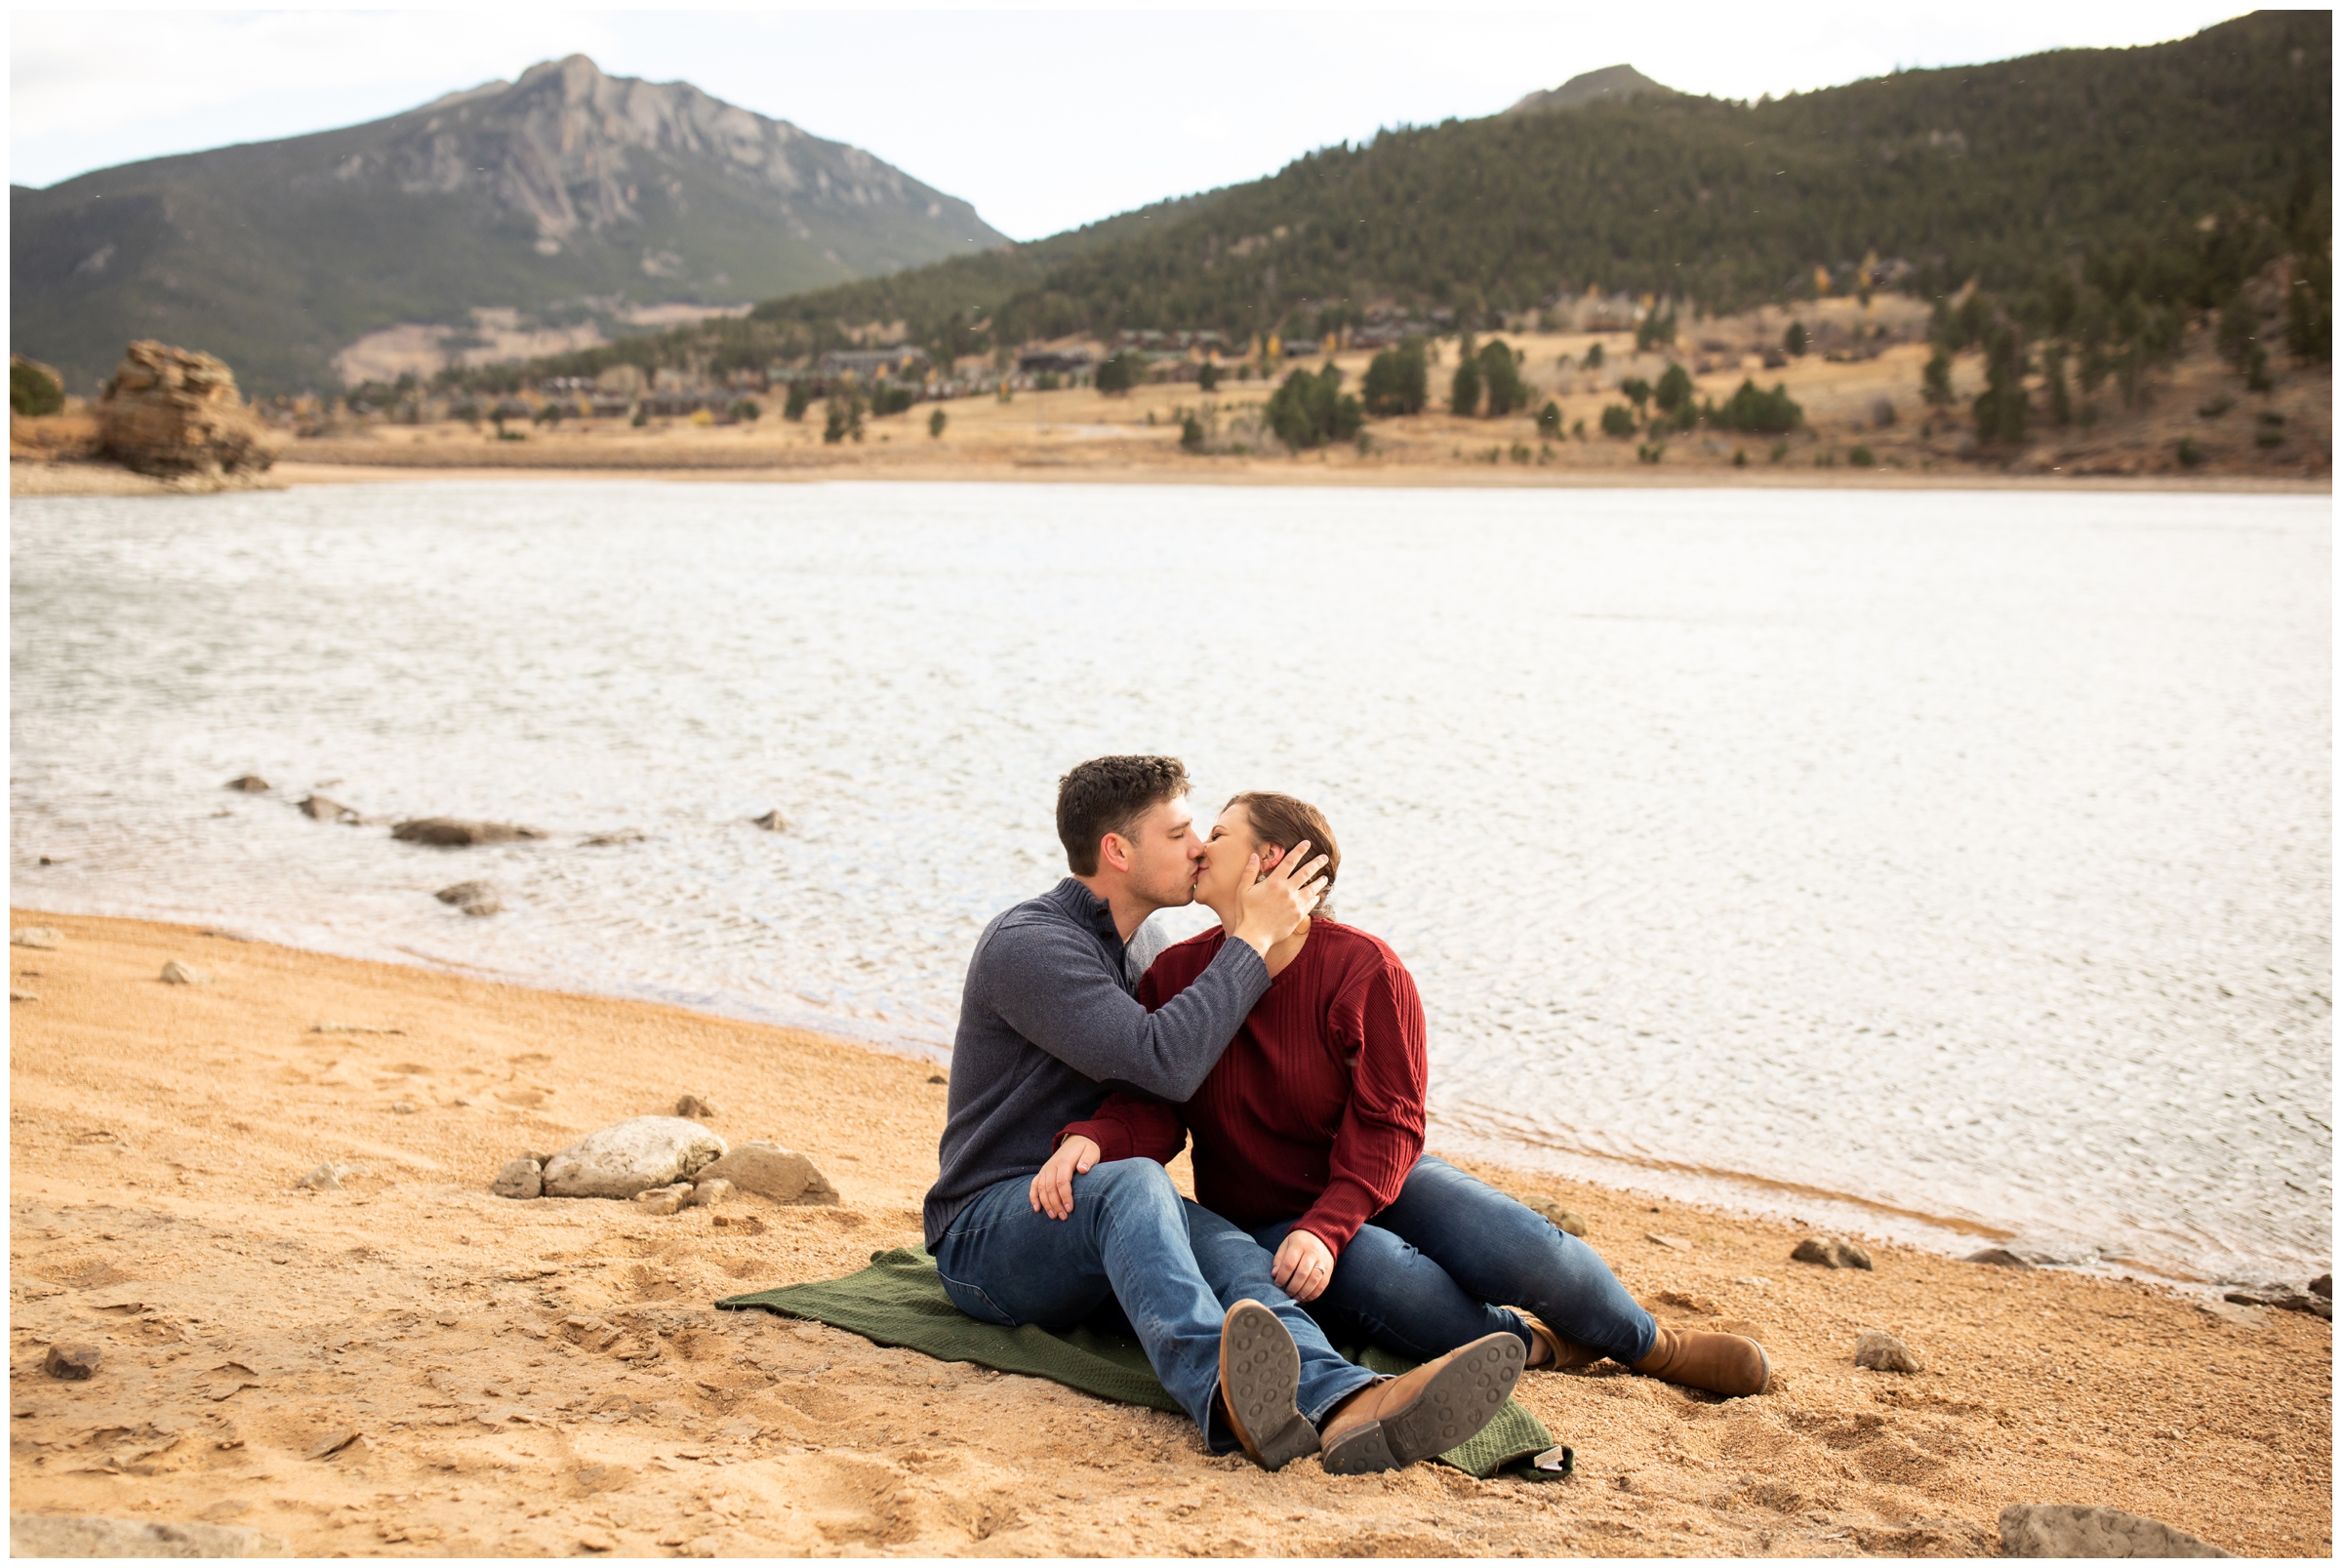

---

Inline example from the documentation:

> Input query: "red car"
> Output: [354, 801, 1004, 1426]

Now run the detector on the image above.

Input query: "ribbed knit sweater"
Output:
[1060, 919, 1428, 1260]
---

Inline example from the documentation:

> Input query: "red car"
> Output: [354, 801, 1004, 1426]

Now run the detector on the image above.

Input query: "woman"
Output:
[1035, 791, 1768, 1398]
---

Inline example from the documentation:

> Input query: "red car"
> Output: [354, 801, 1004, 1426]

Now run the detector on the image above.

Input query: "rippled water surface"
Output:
[12, 481, 2329, 1284]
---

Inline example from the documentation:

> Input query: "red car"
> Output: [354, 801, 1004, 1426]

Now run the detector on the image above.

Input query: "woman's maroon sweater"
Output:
[1058, 919, 1428, 1261]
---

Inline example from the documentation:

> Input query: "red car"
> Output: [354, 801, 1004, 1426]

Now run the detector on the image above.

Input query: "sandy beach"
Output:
[8, 909, 2329, 1556]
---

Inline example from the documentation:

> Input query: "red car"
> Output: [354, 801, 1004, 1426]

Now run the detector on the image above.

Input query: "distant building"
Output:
[1017, 348, 1093, 376]
[821, 346, 931, 380]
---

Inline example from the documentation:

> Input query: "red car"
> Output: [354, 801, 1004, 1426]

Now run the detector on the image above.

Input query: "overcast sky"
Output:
[14, 4, 2248, 241]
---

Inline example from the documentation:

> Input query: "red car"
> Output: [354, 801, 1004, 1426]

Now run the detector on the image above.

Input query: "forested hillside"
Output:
[478, 11, 2325, 389]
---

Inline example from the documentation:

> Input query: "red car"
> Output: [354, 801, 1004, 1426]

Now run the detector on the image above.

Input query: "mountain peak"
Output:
[1506, 63, 1678, 115]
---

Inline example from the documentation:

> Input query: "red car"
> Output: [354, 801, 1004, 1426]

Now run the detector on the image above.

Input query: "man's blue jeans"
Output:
[1248, 1156, 1657, 1367]
[932, 1160, 1377, 1448]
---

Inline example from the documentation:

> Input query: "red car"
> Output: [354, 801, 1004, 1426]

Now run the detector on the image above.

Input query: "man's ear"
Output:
[1099, 832, 1132, 873]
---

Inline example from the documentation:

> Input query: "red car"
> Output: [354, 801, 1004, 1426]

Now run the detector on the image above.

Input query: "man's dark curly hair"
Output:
[1056, 755, 1191, 875]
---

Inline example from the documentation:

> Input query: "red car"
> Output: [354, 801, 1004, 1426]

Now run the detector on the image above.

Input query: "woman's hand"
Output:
[1029, 1136, 1100, 1221]
[1272, 1227, 1336, 1303]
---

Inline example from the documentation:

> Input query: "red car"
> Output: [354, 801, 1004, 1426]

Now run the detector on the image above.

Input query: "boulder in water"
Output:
[223, 775, 270, 792]
[96, 341, 273, 479]
[435, 880, 502, 916]
[392, 818, 546, 847]
[540, 1117, 726, 1199]
[749, 809, 787, 831]
[299, 794, 358, 823]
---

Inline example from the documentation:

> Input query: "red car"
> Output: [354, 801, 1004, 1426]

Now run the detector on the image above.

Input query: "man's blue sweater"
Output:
[922, 878, 1270, 1248]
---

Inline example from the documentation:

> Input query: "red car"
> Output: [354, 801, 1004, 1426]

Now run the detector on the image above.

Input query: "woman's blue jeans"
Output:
[1247, 1156, 1656, 1367]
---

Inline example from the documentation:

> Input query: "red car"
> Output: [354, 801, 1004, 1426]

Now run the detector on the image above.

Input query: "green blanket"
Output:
[717, 1246, 1569, 1481]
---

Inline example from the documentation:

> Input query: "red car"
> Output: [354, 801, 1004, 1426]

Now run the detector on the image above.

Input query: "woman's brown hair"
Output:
[1225, 791, 1339, 921]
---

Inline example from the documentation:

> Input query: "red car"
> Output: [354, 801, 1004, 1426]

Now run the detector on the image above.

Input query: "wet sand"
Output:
[9, 910, 2331, 1556]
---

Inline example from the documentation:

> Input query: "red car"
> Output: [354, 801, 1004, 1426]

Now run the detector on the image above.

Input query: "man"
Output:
[925, 755, 1521, 1472]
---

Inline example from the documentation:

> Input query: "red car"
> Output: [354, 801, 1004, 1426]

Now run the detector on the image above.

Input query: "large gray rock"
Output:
[392, 818, 546, 847]
[1999, 1505, 2229, 1558]
[10, 1512, 289, 1557]
[541, 1117, 726, 1199]
[694, 1142, 839, 1205]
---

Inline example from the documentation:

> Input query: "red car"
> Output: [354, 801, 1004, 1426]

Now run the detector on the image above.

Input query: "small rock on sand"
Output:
[391, 818, 547, 847]
[693, 1141, 839, 1205]
[1854, 1329, 1921, 1373]
[633, 1183, 693, 1216]
[307, 1428, 363, 1461]
[1963, 1247, 2034, 1268]
[222, 774, 270, 792]
[927, 1073, 948, 1085]
[1792, 1235, 1873, 1269]
[684, 1178, 732, 1209]
[1644, 1232, 1693, 1251]
[43, 1345, 101, 1381]
[10, 1514, 289, 1558]
[749, 810, 787, 831]
[159, 960, 212, 985]
[296, 1162, 362, 1191]
[582, 828, 644, 847]
[491, 1158, 544, 1199]
[434, 881, 503, 917]
[298, 794, 358, 823]
[1523, 1197, 1589, 1236]
[11, 990, 36, 1004]
[2311, 1273, 2332, 1299]
[674, 1093, 719, 1119]
[1999, 1504, 2231, 1558]
[541, 1116, 727, 1199]
[11, 927, 61, 949]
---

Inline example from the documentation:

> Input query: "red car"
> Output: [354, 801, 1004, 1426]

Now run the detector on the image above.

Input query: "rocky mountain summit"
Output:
[12, 56, 1005, 395]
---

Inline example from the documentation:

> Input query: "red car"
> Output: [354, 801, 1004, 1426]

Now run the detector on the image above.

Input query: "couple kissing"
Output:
[923, 755, 1767, 1474]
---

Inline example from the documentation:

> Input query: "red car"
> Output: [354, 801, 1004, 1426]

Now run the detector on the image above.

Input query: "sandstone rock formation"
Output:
[95, 342, 273, 479]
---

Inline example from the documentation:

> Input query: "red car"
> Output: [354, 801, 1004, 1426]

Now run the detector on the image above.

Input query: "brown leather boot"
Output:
[1514, 1309, 1602, 1371]
[1631, 1326, 1770, 1396]
[1217, 1300, 1320, 1472]
[1317, 1331, 1523, 1475]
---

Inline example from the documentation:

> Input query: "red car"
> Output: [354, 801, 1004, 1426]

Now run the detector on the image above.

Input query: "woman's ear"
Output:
[1256, 845, 1285, 875]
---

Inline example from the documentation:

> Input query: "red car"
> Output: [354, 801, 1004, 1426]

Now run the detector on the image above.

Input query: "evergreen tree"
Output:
[1361, 339, 1429, 415]
[784, 380, 814, 421]
[1476, 339, 1525, 417]
[1783, 321, 1809, 357]
[9, 359, 62, 417]
[1095, 352, 1140, 394]
[1621, 376, 1653, 417]
[1654, 362, 1692, 415]
[1450, 354, 1482, 418]
[1266, 364, 1363, 450]
[1970, 318, 2030, 446]
[1537, 400, 1562, 438]
[1920, 348, 1954, 407]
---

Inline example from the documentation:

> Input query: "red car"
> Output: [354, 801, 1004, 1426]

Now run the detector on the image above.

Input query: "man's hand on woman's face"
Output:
[1232, 837, 1328, 955]
[1271, 1226, 1336, 1303]
[1029, 1135, 1100, 1221]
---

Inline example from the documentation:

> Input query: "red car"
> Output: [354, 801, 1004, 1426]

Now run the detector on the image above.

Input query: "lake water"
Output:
[11, 480, 2329, 1288]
